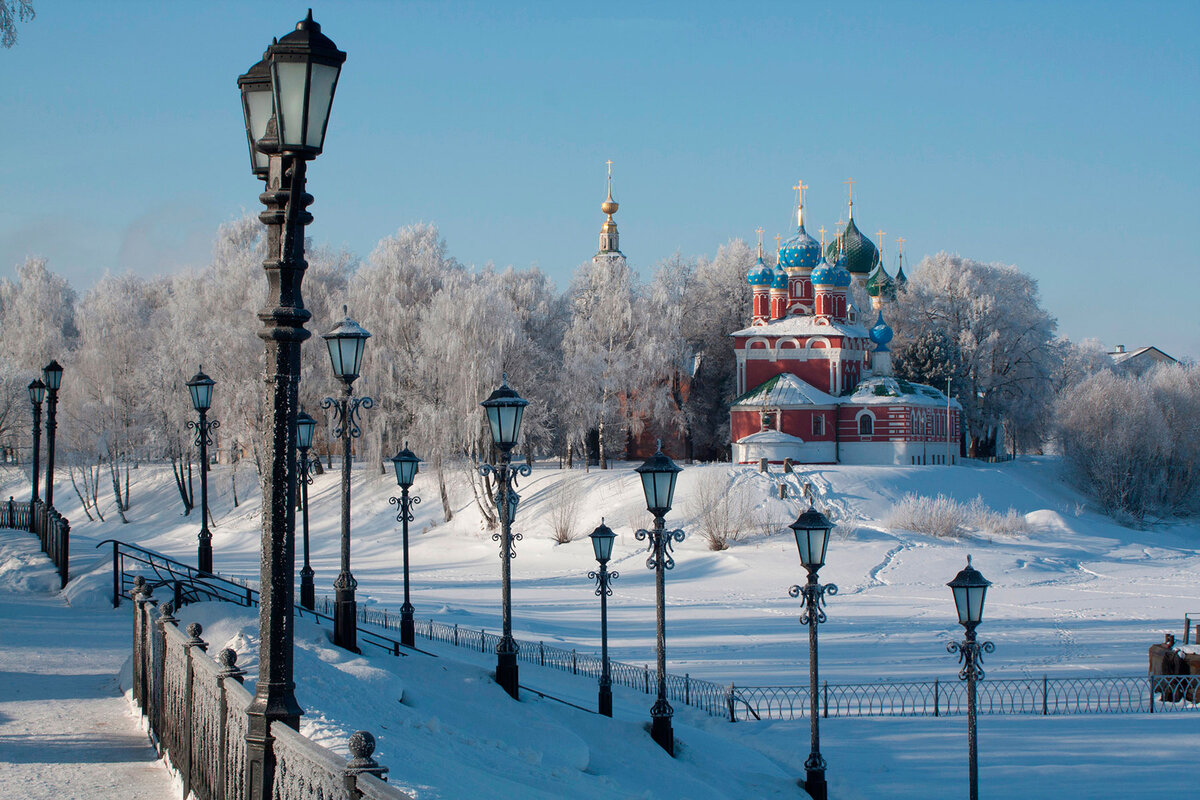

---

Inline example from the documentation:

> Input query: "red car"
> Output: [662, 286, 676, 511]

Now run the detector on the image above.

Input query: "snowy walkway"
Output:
[0, 531, 175, 800]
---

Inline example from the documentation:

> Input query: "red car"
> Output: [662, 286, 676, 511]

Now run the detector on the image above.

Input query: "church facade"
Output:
[731, 184, 961, 466]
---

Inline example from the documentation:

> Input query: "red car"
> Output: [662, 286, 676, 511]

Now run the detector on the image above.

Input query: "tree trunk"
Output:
[109, 458, 129, 523]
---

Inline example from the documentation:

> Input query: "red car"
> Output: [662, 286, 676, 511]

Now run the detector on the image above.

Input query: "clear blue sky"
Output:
[3, 1, 1198, 358]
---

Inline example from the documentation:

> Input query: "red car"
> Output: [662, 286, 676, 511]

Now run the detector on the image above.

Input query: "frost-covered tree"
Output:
[635, 253, 697, 453]
[0, 256, 77, 370]
[1056, 364, 1200, 520]
[891, 253, 1060, 457]
[0, 0, 34, 48]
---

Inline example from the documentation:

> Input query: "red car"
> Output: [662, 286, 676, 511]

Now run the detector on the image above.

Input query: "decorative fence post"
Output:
[181, 622, 208, 800]
[111, 541, 121, 608]
[344, 730, 389, 798]
[216, 648, 244, 797]
[157, 601, 178, 747]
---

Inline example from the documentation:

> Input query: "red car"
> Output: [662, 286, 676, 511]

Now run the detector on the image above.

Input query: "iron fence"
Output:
[127, 582, 406, 800]
[2, 495, 69, 587]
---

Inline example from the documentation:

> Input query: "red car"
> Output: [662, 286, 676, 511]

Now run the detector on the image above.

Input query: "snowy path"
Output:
[0, 531, 174, 800]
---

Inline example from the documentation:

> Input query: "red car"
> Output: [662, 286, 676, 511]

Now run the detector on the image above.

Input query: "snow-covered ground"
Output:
[1, 456, 1197, 797]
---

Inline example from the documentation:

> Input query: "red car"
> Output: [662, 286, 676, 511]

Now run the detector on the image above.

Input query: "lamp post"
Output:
[788, 503, 837, 800]
[389, 444, 421, 647]
[296, 409, 317, 610]
[238, 11, 346, 800]
[186, 367, 218, 574]
[588, 520, 619, 717]
[478, 376, 529, 700]
[42, 361, 62, 514]
[27, 379, 44, 517]
[947, 556, 994, 800]
[321, 309, 372, 653]
[634, 443, 685, 755]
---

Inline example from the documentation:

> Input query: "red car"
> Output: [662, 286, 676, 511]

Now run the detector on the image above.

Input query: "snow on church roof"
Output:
[732, 373, 839, 408]
[731, 315, 869, 339]
[736, 430, 806, 445]
[848, 376, 962, 409]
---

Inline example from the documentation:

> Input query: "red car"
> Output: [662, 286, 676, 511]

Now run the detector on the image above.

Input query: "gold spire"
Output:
[845, 177, 855, 219]
[818, 225, 827, 248]
[601, 159, 618, 217]
[876, 229, 886, 255]
[793, 180, 808, 226]
[755, 227, 765, 258]
[895, 236, 905, 270]
[774, 233, 782, 253]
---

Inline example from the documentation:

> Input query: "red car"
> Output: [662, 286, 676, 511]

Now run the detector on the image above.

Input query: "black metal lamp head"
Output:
[323, 307, 371, 385]
[295, 409, 317, 450]
[237, 48, 274, 178]
[635, 441, 682, 517]
[265, 9, 347, 157]
[42, 360, 63, 391]
[789, 503, 834, 571]
[589, 519, 616, 564]
[947, 554, 991, 628]
[391, 443, 421, 489]
[186, 366, 215, 412]
[28, 379, 45, 406]
[480, 374, 527, 452]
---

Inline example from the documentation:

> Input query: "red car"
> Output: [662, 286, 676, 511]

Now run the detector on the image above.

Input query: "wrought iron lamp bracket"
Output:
[947, 636, 995, 681]
[789, 579, 838, 625]
[588, 566, 619, 596]
[635, 526, 686, 571]
[187, 417, 219, 448]
[321, 394, 373, 439]
[388, 493, 421, 523]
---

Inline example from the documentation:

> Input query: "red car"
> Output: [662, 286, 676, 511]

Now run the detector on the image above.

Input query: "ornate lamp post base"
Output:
[650, 703, 674, 756]
[496, 645, 519, 699]
[334, 577, 358, 653]
[400, 602, 415, 648]
[300, 565, 315, 610]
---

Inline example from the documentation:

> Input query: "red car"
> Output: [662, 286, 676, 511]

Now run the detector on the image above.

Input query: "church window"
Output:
[812, 415, 824, 437]
[858, 415, 874, 436]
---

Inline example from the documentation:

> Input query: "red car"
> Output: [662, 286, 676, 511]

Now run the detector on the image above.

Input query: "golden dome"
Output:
[601, 199, 619, 216]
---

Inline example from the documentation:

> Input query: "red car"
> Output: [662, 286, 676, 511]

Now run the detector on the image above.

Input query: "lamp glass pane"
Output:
[28, 383, 44, 405]
[325, 335, 346, 378]
[43, 365, 62, 390]
[339, 336, 365, 378]
[808, 528, 829, 568]
[968, 585, 987, 624]
[591, 530, 615, 562]
[296, 419, 316, 449]
[396, 457, 418, 487]
[274, 61, 309, 149]
[640, 471, 657, 510]
[654, 471, 676, 511]
[485, 406, 503, 446]
[507, 404, 525, 445]
[952, 586, 969, 625]
[305, 63, 338, 149]
[245, 88, 273, 171]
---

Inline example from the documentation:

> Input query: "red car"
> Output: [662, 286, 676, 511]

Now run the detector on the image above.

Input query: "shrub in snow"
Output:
[547, 477, 583, 544]
[695, 471, 751, 550]
[886, 493, 967, 537]
[1055, 364, 1200, 521]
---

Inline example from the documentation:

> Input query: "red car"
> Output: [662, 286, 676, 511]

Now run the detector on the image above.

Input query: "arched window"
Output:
[858, 415, 874, 436]
[812, 414, 824, 437]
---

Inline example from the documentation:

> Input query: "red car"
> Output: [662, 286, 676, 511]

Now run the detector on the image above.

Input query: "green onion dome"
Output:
[866, 264, 896, 300]
[825, 216, 879, 276]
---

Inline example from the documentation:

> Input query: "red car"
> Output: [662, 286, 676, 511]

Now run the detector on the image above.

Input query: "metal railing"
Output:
[2, 495, 69, 587]
[104, 539, 412, 658]
[727, 674, 1200, 720]
[128, 581, 405, 800]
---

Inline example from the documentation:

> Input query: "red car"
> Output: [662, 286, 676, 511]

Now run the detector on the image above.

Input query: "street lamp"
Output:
[478, 375, 530, 699]
[788, 503, 837, 800]
[588, 519, 619, 717]
[27, 379, 44, 518]
[186, 367, 219, 574]
[42, 361, 62, 515]
[321, 309, 373, 653]
[947, 556, 994, 800]
[633, 443, 685, 755]
[296, 409, 318, 610]
[389, 444, 421, 647]
[238, 11, 346, 800]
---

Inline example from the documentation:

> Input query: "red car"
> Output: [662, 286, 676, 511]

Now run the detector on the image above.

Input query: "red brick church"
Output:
[731, 183, 961, 465]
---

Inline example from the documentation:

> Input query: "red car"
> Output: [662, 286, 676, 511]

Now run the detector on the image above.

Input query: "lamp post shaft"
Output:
[805, 569, 827, 800]
[598, 565, 612, 717]
[966, 625, 979, 800]
[400, 485, 415, 647]
[30, 400, 41, 516]
[334, 385, 358, 653]
[245, 150, 308, 800]
[44, 386, 58, 511]
[197, 408, 213, 573]
[299, 445, 314, 610]
[496, 452, 519, 698]
[650, 514, 674, 755]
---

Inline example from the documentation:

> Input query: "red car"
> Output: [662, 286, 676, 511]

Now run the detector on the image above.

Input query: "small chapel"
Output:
[731, 182, 961, 466]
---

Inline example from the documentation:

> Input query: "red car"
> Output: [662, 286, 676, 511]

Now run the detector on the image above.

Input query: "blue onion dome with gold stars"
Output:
[869, 311, 894, 350]
[746, 256, 772, 286]
[866, 264, 896, 300]
[810, 255, 841, 286]
[770, 261, 789, 290]
[825, 216, 880, 276]
[778, 223, 821, 270]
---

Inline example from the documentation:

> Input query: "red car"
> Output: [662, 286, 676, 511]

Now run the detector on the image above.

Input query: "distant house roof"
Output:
[1108, 345, 1177, 369]
[732, 373, 839, 408]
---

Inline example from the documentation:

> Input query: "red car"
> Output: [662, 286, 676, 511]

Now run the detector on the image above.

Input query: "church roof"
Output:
[732, 373, 839, 408]
[735, 429, 808, 445]
[848, 376, 961, 409]
[731, 315, 869, 339]
[825, 216, 879, 275]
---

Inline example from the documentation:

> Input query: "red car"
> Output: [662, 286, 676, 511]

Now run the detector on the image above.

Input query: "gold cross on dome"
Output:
[876, 230, 886, 252]
[818, 226, 827, 247]
[895, 236, 905, 254]
[774, 233, 782, 252]
[845, 177, 855, 204]
[755, 226, 765, 256]
[793, 180, 808, 207]
[605, 159, 614, 198]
